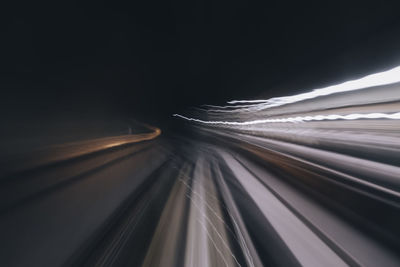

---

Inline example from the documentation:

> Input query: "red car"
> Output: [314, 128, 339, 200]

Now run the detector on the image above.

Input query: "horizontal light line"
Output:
[173, 112, 400, 126]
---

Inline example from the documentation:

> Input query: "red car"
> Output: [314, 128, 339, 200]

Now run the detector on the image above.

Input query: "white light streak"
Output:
[227, 65, 400, 109]
[173, 112, 400, 126]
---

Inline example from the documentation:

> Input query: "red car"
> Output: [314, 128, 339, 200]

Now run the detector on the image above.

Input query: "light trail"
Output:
[173, 112, 400, 125]
[167, 65, 400, 266]
[227, 64, 400, 108]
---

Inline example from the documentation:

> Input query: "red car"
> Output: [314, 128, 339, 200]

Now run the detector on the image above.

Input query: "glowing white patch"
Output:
[227, 65, 400, 109]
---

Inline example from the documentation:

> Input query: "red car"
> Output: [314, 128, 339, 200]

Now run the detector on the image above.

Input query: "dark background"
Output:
[2, 0, 400, 125]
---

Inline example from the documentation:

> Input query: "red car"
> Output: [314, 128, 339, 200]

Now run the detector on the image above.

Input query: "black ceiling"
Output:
[2, 0, 400, 122]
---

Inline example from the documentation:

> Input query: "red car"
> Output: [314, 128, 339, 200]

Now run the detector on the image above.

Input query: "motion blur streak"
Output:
[1, 71, 400, 267]
[227, 64, 400, 107]
[169, 67, 400, 266]
[174, 112, 400, 125]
